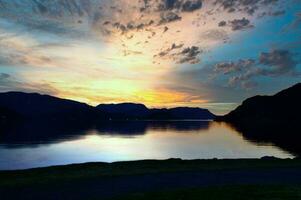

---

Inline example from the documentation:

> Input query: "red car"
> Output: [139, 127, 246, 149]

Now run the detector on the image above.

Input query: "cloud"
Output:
[0, 0, 92, 17]
[182, 0, 203, 12]
[0, 0, 293, 113]
[0, 3, 87, 37]
[257, 9, 286, 18]
[159, 12, 182, 24]
[156, 43, 184, 58]
[200, 29, 229, 42]
[229, 18, 253, 31]
[0, 73, 10, 81]
[286, 11, 301, 30]
[171, 43, 185, 50]
[259, 49, 299, 75]
[0, 73, 59, 95]
[269, 10, 286, 16]
[158, 0, 203, 12]
[213, 49, 300, 89]
[0, 34, 55, 67]
[213, 0, 280, 15]
[155, 44, 202, 64]
[214, 59, 256, 74]
[0, 0, 284, 68]
[178, 46, 202, 64]
[218, 21, 227, 27]
[0, 49, 54, 68]
[227, 69, 261, 89]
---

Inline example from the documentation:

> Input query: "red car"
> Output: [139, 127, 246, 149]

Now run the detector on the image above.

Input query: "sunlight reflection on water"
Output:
[0, 121, 293, 170]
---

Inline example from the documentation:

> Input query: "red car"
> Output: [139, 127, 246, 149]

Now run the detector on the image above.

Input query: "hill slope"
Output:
[0, 92, 99, 122]
[217, 83, 301, 123]
[216, 83, 301, 155]
[0, 92, 215, 122]
[96, 104, 216, 120]
[96, 103, 149, 119]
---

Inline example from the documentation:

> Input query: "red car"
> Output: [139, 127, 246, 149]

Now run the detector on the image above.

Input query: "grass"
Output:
[112, 185, 301, 200]
[2, 159, 301, 200]
[1, 158, 301, 187]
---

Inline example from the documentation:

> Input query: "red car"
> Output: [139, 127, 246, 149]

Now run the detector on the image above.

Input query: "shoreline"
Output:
[2, 158, 301, 199]
[0, 157, 297, 171]
[0, 157, 297, 172]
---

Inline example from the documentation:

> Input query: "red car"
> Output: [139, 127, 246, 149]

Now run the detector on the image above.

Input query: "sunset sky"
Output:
[0, 0, 300, 114]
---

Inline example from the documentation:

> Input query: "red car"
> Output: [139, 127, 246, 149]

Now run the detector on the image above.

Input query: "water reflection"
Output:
[0, 121, 211, 147]
[224, 121, 301, 157]
[0, 120, 295, 170]
[0, 121, 94, 148]
[96, 121, 211, 135]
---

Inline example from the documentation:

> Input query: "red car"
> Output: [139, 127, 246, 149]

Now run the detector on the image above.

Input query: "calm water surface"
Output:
[0, 121, 293, 170]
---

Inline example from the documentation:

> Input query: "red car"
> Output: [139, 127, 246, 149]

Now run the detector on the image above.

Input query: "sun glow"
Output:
[1, 0, 293, 113]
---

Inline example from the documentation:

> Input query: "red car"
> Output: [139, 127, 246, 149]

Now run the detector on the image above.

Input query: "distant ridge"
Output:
[0, 92, 100, 122]
[96, 103, 149, 119]
[96, 103, 215, 120]
[0, 92, 216, 122]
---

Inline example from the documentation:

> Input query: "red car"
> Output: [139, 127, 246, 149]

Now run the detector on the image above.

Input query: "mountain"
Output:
[96, 103, 216, 120]
[0, 106, 20, 123]
[0, 92, 215, 123]
[217, 83, 301, 123]
[96, 103, 149, 119]
[216, 83, 301, 156]
[0, 92, 100, 122]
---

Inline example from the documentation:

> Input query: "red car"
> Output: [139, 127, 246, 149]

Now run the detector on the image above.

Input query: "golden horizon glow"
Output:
[1, 0, 296, 115]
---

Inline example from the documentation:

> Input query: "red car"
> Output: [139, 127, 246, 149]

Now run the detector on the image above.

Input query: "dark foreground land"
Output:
[1, 159, 301, 200]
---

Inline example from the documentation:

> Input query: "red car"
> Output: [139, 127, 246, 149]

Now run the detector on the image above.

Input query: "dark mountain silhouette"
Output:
[216, 83, 301, 156]
[96, 103, 215, 120]
[0, 106, 20, 123]
[96, 103, 149, 119]
[0, 92, 215, 124]
[0, 92, 101, 122]
[217, 83, 301, 123]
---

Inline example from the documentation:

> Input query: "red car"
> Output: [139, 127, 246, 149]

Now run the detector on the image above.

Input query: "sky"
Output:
[0, 0, 300, 114]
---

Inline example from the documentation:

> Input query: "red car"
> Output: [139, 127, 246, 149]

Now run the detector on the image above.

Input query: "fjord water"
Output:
[0, 121, 293, 170]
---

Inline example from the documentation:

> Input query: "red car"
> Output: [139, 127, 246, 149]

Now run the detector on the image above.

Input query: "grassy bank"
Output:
[1, 158, 301, 187]
[1, 158, 301, 200]
[112, 185, 301, 200]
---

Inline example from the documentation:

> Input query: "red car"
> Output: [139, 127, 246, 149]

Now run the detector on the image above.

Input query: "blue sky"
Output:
[0, 0, 300, 114]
